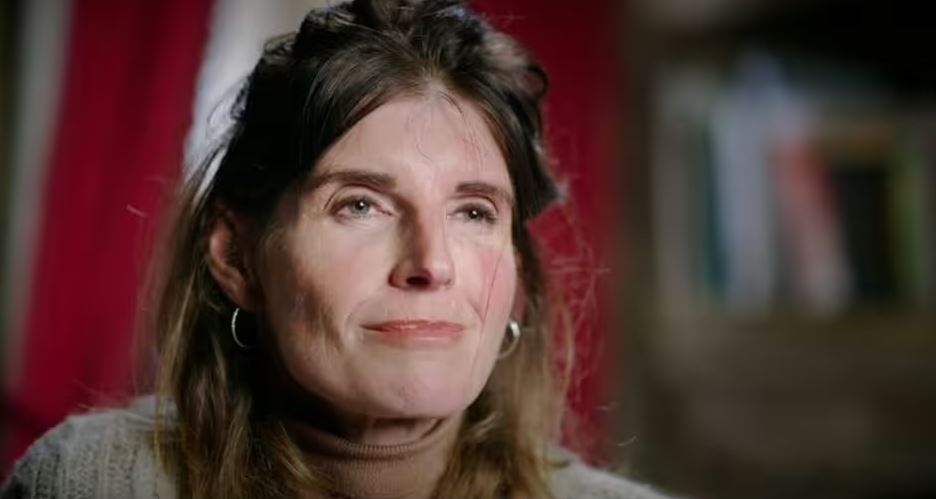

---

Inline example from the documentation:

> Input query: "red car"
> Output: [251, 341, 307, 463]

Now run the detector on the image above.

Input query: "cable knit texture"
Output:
[1, 397, 671, 499]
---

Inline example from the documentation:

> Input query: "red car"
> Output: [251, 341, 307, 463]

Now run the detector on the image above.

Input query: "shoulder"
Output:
[548, 449, 675, 499]
[1, 395, 175, 499]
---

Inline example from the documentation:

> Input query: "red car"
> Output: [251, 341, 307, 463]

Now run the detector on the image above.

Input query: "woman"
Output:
[2, 1, 670, 498]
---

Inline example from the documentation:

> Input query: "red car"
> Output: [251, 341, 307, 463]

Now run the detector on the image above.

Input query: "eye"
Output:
[454, 204, 497, 224]
[335, 195, 383, 219]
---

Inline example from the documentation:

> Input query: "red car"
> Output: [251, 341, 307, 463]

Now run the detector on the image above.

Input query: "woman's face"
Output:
[256, 94, 517, 419]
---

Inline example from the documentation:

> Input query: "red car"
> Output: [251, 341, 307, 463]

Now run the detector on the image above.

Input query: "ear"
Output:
[206, 210, 259, 311]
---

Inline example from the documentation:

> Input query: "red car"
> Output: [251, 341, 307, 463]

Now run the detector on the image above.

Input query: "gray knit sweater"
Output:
[1, 397, 671, 499]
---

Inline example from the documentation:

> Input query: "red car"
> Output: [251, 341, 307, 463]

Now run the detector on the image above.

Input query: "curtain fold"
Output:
[2, 0, 214, 470]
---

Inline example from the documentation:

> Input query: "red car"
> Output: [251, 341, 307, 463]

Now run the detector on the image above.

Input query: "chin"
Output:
[364, 371, 485, 419]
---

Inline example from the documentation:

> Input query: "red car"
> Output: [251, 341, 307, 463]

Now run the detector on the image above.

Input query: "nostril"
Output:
[406, 275, 431, 287]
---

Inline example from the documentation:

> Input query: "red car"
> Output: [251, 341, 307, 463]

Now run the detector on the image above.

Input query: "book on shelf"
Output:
[651, 52, 936, 316]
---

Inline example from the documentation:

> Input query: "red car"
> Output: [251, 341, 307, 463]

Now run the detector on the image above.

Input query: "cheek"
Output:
[457, 239, 517, 369]
[462, 243, 517, 399]
[290, 226, 392, 313]
[259, 225, 390, 362]
[461, 239, 517, 319]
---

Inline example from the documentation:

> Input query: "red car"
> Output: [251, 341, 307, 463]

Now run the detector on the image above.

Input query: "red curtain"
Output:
[3, 0, 621, 471]
[2, 0, 213, 470]
[471, 0, 623, 462]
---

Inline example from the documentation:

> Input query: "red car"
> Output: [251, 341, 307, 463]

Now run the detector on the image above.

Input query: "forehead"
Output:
[315, 94, 511, 188]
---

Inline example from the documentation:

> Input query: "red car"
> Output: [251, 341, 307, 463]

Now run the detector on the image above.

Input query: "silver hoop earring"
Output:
[499, 319, 521, 359]
[230, 307, 250, 349]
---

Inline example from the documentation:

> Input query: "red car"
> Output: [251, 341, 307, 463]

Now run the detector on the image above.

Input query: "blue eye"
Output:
[457, 204, 497, 224]
[348, 199, 371, 215]
[336, 196, 377, 218]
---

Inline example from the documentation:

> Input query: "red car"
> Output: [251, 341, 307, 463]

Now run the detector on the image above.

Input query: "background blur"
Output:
[1, 1, 935, 498]
[619, 0, 936, 498]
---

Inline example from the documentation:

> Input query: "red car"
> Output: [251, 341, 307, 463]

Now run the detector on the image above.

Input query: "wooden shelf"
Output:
[616, 2, 936, 497]
[635, 310, 936, 498]
[652, 310, 936, 393]
[639, 0, 936, 94]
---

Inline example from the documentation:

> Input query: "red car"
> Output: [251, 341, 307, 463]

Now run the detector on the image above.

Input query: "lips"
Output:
[362, 320, 465, 345]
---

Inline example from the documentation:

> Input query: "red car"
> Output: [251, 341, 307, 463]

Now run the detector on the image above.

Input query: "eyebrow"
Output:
[306, 169, 396, 192]
[308, 167, 515, 209]
[455, 181, 515, 210]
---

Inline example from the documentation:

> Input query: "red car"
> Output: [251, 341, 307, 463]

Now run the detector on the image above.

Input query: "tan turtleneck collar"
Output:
[284, 413, 463, 499]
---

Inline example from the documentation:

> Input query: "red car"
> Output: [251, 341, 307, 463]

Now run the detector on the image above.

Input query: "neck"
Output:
[267, 368, 462, 498]
[263, 348, 444, 447]
[329, 412, 442, 446]
[282, 400, 463, 499]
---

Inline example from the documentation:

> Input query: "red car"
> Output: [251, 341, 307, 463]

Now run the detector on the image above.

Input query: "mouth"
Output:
[361, 320, 465, 346]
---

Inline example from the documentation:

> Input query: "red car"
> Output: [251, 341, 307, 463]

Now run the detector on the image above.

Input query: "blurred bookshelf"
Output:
[615, 0, 936, 498]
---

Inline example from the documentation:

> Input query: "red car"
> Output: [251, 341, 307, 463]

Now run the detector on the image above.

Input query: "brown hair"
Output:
[147, 0, 570, 497]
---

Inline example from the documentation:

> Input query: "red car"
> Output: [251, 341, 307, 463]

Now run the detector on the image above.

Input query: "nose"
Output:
[389, 212, 454, 290]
